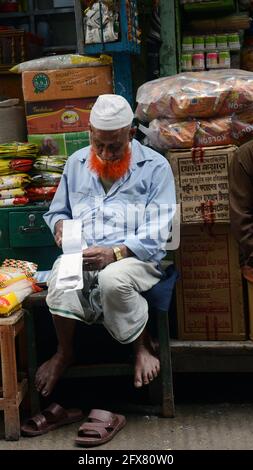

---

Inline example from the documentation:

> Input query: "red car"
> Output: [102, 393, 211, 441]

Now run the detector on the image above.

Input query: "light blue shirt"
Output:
[44, 139, 176, 263]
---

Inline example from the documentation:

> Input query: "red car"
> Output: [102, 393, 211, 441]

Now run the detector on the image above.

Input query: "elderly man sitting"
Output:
[34, 94, 176, 399]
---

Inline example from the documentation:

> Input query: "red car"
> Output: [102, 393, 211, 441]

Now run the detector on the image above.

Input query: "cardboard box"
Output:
[22, 65, 113, 102]
[25, 98, 96, 134]
[175, 224, 246, 340]
[28, 131, 90, 157]
[166, 145, 237, 224]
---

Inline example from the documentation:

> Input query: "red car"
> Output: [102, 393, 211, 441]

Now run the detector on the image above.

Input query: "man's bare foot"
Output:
[35, 352, 74, 397]
[133, 329, 160, 388]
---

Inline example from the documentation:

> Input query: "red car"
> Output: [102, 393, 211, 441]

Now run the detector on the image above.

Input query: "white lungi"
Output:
[46, 257, 162, 344]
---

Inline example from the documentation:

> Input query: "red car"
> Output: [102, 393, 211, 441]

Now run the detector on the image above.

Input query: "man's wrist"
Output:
[112, 244, 133, 261]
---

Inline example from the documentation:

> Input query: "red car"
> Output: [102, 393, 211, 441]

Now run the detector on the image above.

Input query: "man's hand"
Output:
[54, 220, 63, 248]
[83, 246, 115, 271]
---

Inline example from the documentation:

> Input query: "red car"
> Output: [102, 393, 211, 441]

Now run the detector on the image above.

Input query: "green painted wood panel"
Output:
[160, 0, 178, 77]
[0, 211, 9, 249]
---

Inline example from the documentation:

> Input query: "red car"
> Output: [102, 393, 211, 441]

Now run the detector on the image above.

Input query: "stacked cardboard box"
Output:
[166, 145, 246, 340]
[22, 65, 113, 155]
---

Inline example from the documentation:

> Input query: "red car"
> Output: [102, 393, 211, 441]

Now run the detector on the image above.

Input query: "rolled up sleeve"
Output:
[43, 169, 72, 234]
[124, 162, 176, 262]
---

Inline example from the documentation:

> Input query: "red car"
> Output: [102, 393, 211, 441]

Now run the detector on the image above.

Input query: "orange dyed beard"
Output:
[88, 146, 131, 181]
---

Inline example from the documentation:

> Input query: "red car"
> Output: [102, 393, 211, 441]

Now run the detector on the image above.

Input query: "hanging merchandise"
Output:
[84, 1, 119, 44]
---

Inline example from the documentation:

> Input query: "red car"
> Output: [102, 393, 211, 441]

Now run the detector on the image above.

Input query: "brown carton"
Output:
[22, 65, 113, 102]
[25, 98, 96, 134]
[175, 224, 246, 340]
[166, 145, 237, 224]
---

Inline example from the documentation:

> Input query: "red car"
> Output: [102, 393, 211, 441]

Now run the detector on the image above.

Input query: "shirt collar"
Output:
[76, 139, 154, 167]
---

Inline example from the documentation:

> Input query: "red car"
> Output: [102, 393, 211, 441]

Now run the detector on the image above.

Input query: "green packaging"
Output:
[228, 33, 240, 50]
[182, 36, 193, 51]
[193, 36, 205, 50]
[28, 131, 90, 157]
[217, 34, 228, 50]
[205, 35, 216, 50]
[219, 51, 231, 68]
[181, 53, 192, 71]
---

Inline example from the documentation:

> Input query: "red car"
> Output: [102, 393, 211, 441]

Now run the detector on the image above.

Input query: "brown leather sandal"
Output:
[21, 402, 84, 437]
[75, 409, 126, 447]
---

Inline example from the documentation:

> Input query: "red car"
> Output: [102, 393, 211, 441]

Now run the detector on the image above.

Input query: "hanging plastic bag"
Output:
[84, 1, 119, 44]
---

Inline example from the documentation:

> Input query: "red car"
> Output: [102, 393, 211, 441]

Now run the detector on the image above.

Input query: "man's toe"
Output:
[134, 374, 143, 388]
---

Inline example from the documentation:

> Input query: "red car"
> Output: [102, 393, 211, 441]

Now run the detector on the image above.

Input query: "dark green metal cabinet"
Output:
[0, 206, 61, 270]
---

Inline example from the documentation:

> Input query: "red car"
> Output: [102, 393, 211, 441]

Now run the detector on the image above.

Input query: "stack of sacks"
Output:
[0, 142, 37, 206]
[26, 155, 66, 202]
[136, 69, 253, 151]
[135, 71, 249, 341]
[0, 259, 41, 316]
[18, 54, 113, 150]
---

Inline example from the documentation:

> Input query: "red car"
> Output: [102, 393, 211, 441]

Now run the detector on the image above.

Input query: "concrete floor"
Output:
[1, 373, 253, 450]
[1, 402, 253, 450]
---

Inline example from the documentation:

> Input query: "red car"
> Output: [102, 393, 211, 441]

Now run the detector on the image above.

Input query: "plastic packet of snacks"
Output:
[0, 262, 41, 316]
[1, 259, 38, 278]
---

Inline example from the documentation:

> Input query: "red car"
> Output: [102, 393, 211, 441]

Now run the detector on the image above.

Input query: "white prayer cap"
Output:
[89, 94, 134, 130]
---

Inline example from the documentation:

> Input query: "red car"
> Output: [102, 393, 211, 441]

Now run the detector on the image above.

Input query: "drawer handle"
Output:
[0, 229, 2, 239]
[19, 213, 47, 233]
[19, 225, 47, 233]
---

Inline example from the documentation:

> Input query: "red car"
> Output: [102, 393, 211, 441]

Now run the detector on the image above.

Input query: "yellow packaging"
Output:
[0, 292, 21, 316]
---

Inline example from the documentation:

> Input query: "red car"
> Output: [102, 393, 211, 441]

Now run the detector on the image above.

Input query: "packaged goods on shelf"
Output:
[192, 52, 205, 70]
[182, 33, 240, 52]
[33, 156, 67, 173]
[0, 159, 34, 176]
[29, 173, 61, 187]
[0, 142, 38, 158]
[182, 51, 232, 71]
[0, 174, 31, 190]
[0, 188, 26, 200]
[166, 145, 237, 225]
[28, 132, 90, 157]
[22, 66, 113, 102]
[175, 224, 246, 340]
[0, 196, 29, 207]
[135, 70, 253, 121]
[26, 186, 57, 202]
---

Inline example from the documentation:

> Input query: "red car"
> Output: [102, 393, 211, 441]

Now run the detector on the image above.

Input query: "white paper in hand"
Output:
[56, 219, 84, 292]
